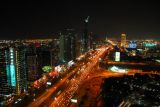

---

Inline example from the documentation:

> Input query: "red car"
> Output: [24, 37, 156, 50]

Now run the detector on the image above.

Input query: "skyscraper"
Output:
[120, 33, 127, 47]
[26, 55, 38, 81]
[59, 33, 65, 63]
[88, 32, 93, 49]
[0, 46, 28, 95]
[0, 48, 12, 95]
[36, 45, 51, 75]
[81, 16, 90, 54]
[6, 47, 17, 94]
[26, 44, 39, 81]
[50, 39, 59, 68]
[15, 46, 27, 94]
[59, 29, 77, 63]
[70, 32, 76, 60]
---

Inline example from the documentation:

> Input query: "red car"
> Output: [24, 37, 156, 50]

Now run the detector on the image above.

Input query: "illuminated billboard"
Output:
[115, 52, 120, 61]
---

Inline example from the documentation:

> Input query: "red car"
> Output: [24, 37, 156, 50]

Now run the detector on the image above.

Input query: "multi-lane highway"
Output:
[27, 63, 82, 107]
[48, 47, 108, 107]
[27, 45, 160, 107]
[27, 46, 109, 107]
[74, 68, 160, 107]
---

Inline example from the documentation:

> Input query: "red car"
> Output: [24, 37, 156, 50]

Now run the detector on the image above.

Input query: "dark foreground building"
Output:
[102, 74, 160, 107]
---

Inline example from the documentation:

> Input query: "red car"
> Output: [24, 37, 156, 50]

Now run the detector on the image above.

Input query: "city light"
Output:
[110, 66, 128, 73]
[0, 2, 160, 106]
[42, 66, 52, 72]
[115, 52, 120, 62]
[55, 65, 62, 72]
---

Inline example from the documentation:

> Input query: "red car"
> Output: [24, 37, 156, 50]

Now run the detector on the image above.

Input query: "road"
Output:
[27, 45, 160, 107]
[27, 63, 81, 107]
[48, 47, 108, 107]
[107, 61, 160, 66]
[48, 45, 160, 107]
[75, 68, 160, 107]
[27, 46, 108, 107]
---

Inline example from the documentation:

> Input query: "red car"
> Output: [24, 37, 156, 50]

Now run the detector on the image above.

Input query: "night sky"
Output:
[0, 1, 160, 40]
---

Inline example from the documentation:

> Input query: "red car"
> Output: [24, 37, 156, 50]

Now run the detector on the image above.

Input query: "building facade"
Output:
[0, 46, 27, 95]
[120, 34, 127, 47]
[59, 29, 77, 63]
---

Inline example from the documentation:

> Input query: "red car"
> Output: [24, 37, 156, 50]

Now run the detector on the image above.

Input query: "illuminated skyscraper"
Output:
[70, 30, 76, 60]
[0, 47, 17, 95]
[81, 16, 90, 54]
[0, 46, 27, 95]
[59, 33, 65, 63]
[50, 39, 59, 67]
[120, 33, 127, 47]
[8, 48, 16, 92]
[15, 46, 27, 94]
[0, 48, 12, 95]
[59, 29, 77, 63]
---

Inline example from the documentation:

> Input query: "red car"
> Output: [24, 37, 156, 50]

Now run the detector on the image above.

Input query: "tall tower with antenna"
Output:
[81, 16, 90, 54]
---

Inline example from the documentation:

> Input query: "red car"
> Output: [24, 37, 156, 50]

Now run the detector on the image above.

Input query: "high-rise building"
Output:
[88, 32, 93, 49]
[26, 42, 53, 81]
[26, 44, 39, 82]
[70, 31, 76, 60]
[50, 39, 59, 67]
[5, 47, 17, 94]
[26, 55, 38, 81]
[59, 29, 77, 63]
[36, 45, 51, 74]
[15, 46, 27, 94]
[65, 33, 72, 62]
[59, 33, 65, 63]
[120, 34, 126, 47]
[0, 46, 27, 95]
[0, 48, 12, 95]
[81, 16, 90, 54]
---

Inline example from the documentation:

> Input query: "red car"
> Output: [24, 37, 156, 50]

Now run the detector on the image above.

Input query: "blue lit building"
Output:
[0, 47, 16, 95]
[0, 48, 12, 95]
[128, 41, 137, 49]
[0, 46, 27, 95]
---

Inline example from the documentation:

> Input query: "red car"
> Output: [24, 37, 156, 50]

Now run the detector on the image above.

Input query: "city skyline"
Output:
[0, 1, 160, 40]
[0, 17, 160, 106]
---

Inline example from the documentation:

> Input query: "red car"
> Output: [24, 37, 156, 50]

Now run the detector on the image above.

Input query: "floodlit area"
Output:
[109, 66, 128, 73]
